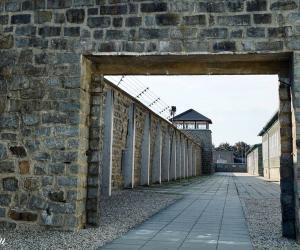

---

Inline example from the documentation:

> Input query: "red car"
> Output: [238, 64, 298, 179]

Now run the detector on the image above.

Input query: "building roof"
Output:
[258, 111, 278, 136]
[246, 143, 262, 155]
[171, 109, 212, 124]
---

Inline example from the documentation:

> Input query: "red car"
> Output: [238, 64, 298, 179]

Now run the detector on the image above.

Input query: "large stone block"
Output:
[11, 14, 31, 24]
[0, 34, 14, 49]
[141, 2, 167, 13]
[3, 177, 18, 191]
[87, 17, 111, 28]
[66, 9, 85, 23]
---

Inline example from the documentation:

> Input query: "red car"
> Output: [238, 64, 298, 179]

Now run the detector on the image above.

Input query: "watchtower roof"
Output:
[172, 109, 212, 124]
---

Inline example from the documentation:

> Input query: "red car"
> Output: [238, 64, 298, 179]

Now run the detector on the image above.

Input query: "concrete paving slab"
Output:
[100, 174, 254, 250]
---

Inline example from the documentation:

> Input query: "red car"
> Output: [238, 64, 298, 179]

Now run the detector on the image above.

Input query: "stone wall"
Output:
[183, 130, 213, 174]
[0, 0, 300, 238]
[215, 163, 247, 173]
[80, 76, 203, 227]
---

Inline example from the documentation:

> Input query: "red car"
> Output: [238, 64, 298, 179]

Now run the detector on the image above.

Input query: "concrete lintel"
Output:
[123, 103, 136, 188]
[101, 89, 114, 196]
[170, 132, 177, 180]
[152, 123, 162, 184]
[162, 129, 171, 182]
[140, 113, 151, 186]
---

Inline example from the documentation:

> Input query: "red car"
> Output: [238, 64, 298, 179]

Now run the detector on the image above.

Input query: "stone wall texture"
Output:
[183, 130, 213, 174]
[214, 163, 247, 173]
[0, 0, 300, 238]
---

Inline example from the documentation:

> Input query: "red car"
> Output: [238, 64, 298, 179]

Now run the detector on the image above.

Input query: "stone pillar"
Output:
[290, 52, 300, 239]
[162, 129, 171, 182]
[101, 89, 114, 196]
[152, 123, 162, 184]
[140, 113, 151, 186]
[181, 138, 186, 178]
[123, 103, 136, 188]
[176, 134, 181, 180]
[170, 131, 177, 180]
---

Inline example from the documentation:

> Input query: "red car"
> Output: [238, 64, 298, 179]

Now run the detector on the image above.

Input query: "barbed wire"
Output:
[105, 75, 171, 120]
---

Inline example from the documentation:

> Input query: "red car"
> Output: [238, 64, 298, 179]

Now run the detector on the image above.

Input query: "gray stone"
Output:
[100, 5, 127, 15]
[0, 194, 11, 206]
[35, 11, 52, 24]
[22, 113, 39, 126]
[47, 0, 71, 9]
[64, 27, 80, 37]
[3, 177, 18, 191]
[0, 144, 7, 160]
[156, 14, 180, 26]
[15, 25, 36, 36]
[246, 0, 267, 12]
[0, 15, 9, 25]
[126, 17, 142, 27]
[28, 196, 47, 210]
[270, 0, 298, 10]
[0, 161, 15, 173]
[87, 17, 111, 28]
[0, 208, 6, 217]
[11, 14, 31, 24]
[9, 146, 27, 158]
[49, 163, 65, 174]
[48, 190, 65, 202]
[139, 28, 169, 40]
[38, 26, 61, 37]
[213, 41, 236, 52]
[217, 15, 251, 26]
[66, 9, 85, 23]
[254, 14, 272, 24]
[247, 27, 265, 38]
[5, 1, 20, 12]
[141, 2, 167, 13]
[0, 34, 14, 49]
[57, 177, 78, 187]
[183, 15, 206, 26]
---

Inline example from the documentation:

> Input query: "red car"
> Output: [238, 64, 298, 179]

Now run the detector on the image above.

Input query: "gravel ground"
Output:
[241, 197, 300, 250]
[0, 190, 180, 250]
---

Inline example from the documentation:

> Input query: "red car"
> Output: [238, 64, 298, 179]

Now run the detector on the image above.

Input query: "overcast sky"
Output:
[106, 75, 279, 146]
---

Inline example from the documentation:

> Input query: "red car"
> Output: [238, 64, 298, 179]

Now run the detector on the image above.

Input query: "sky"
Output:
[106, 75, 279, 146]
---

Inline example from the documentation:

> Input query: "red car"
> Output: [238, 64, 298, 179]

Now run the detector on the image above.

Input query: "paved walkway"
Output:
[100, 173, 256, 250]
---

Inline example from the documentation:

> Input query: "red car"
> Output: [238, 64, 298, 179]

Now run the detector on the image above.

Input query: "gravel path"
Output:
[241, 198, 300, 250]
[0, 190, 180, 250]
[233, 174, 300, 250]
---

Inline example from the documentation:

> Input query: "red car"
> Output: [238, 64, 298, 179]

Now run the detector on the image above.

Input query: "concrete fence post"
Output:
[185, 142, 189, 178]
[181, 139, 186, 179]
[170, 132, 177, 180]
[152, 123, 162, 184]
[193, 147, 197, 176]
[176, 135, 181, 180]
[189, 143, 193, 177]
[123, 103, 136, 188]
[162, 129, 171, 182]
[101, 89, 114, 196]
[140, 113, 151, 186]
